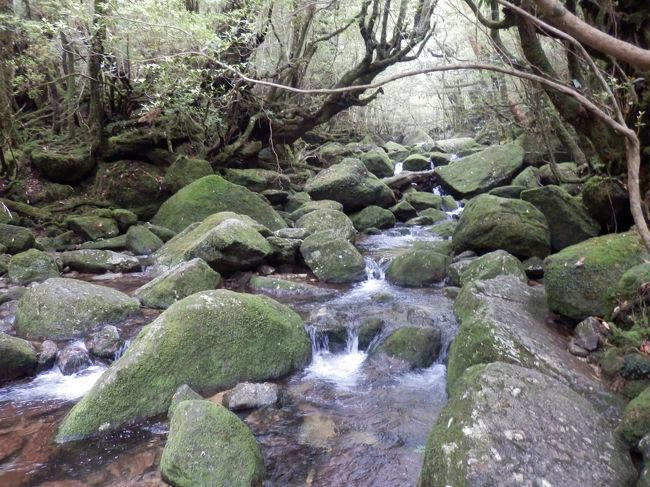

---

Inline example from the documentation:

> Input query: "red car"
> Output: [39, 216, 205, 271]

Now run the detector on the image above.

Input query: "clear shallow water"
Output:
[0, 225, 457, 487]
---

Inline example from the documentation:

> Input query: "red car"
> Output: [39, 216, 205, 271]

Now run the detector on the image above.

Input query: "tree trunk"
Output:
[89, 0, 108, 162]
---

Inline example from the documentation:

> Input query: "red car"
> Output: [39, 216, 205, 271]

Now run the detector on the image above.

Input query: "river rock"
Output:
[85, 325, 123, 359]
[31, 148, 95, 183]
[289, 200, 344, 221]
[402, 154, 431, 171]
[382, 141, 410, 161]
[414, 208, 447, 224]
[304, 158, 395, 212]
[8, 249, 59, 285]
[418, 362, 636, 487]
[573, 317, 601, 352]
[37, 340, 58, 373]
[152, 175, 286, 233]
[0, 331, 37, 383]
[224, 382, 279, 410]
[448, 275, 624, 419]
[153, 212, 272, 273]
[56, 290, 311, 441]
[538, 162, 579, 185]
[249, 275, 335, 298]
[359, 148, 394, 178]
[164, 156, 213, 193]
[145, 223, 177, 242]
[374, 327, 441, 369]
[385, 249, 449, 287]
[295, 209, 356, 242]
[266, 236, 301, 264]
[0, 224, 35, 254]
[111, 209, 138, 232]
[544, 231, 649, 320]
[160, 400, 264, 487]
[66, 216, 120, 241]
[511, 166, 539, 189]
[350, 206, 395, 231]
[168, 384, 203, 418]
[60, 249, 140, 273]
[300, 232, 367, 283]
[389, 200, 418, 221]
[224, 168, 290, 193]
[125, 225, 163, 255]
[453, 250, 526, 286]
[78, 235, 128, 251]
[452, 194, 550, 259]
[135, 258, 221, 309]
[432, 137, 478, 153]
[15, 278, 139, 340]
[404, 191, 443, 211]
[56, 344, 93, 375]
[430, 221, 457, 238]
[434, 144, 524, 198]
[521, 185, 599, 251]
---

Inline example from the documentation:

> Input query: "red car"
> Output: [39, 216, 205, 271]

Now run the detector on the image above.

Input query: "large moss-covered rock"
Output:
[448, 275, 624, 417]
[15, 278, 139, 340]
[432, 137, 478, 153]
[94, 161, 167, 219]
[455, 250, 526, 286]
[289, 200, 344, 221]
[56, 290, 310, 441]
[608, 263, 650, 324]
[452, 194, 550, 259]
[126, 225, 164, 255]
[31, 147, 95, 183]
[66, 216, 120, 241]
[521, 185, 599, 251]
[418, 362, 635, 487]
[0, 224, 35, 254]
[224, 168, 290, 193]
[538, 162, 579, 185]
[434, 144, 524, 198]
[544, 232, 649, 320]
[385, 249, 449, 287]
[359, 148, 394, 177]
[60, 249, 140, 273]
[295, 209, 356, 242]
[404, 191, 443, 211]
[402, 154, 431, 172]
[161, 400, 264, 487]
[152, 175, 286, 233]
[135, 258, 221, 309]
[300, 232, 367, 283]
[8, 249, 59, 285]
[375, 327, 441, 369]
[389, 200, 418, 221]
[382, 141, 409, 161]
[511, 166, 539, 189]
[249, 275, 336, 298]
[154, 212, 272, 273]
[0, 331, 37, 383]
[350, 206, 395, 231]
[619, 385, 650, 446]
[304, 158, 395, 212]
[165, 156, 213, 193]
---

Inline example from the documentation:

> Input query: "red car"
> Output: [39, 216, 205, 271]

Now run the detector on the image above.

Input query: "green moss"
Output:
[0, 224, 35, 254]
[56, 290, 310, 441]
[544, 232, 649, 320]
[31, 147, 94, 184]
[300, 232, 367, 283]
[223, 168, 289, 193]
[404, 192, 442, 211]
[152, 175, 286, 232]
[430, 221, 457, 238]
[403, 154, 431, 171]
[359, 148, 394, 177]
[619, 386, 650, 445]
[350, 206, 396, 231]
[375, 327, 441, 368]
[296, 209, 356, 241]
[165, 156, 213, 193]
[126, 225, 164, 255]
[457, 250, 526, 286]
[385, 249, 449, 287]
[289, 200, 344, 221]
[0, 331, 37, 383]
[65, 216, 120, 241]
[8, 249, 59, 285]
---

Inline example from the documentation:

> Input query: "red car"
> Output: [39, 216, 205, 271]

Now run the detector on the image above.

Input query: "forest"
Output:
[1, 0, 650, 486]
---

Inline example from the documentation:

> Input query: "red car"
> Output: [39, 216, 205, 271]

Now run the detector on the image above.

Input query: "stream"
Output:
[0, 222, 457, 486]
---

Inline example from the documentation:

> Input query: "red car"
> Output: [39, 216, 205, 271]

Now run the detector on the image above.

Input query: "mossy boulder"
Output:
[15, 278, 139, 340]
[8, 249, 59, 285]
[418, 362, 635, 487]
[135, 258, 221, 309]
[56, 290, 310, 441]
[66, 216, 120, 241]
[161, 400, 264, 487]
[416, 208, 447, 224]
[544, 232, 649, 320]
[359, 148, 394, 178]
[126, 225, 164, 255]
[85, 325, 123, 359]
[452, 194, 551, 259]
[374, 327, 441, 369]
[153, 212, 272, 273]
[455, 250, 526, 286]
[300, 232, 367, 283]
[404, 191, 443, 211]
[0, 331, 37, 384]
[402, 154, 431, 172]
[608, 263, 650, 325]
[432, 137, 479, 153]
[168, 385, 202, 418]
[382, 141, 410, 161]
[289, 200, 344, 221]
[152, 175, 286, 233]
[385, 249, 449, 287]
[448, 276, 624, 417]
[487, 185, 526, 199]
[0, 224, 35, 254]
[94, 161, 167, 219]
[430, 221, 457, 238]
[582, 176, 632, 232]
[350, 206, 396, 231]
[619, 386, 650, 446]
[223, 168, 290, 193]
[31, 147, 95, 183]
[521, 185, 599, 251]
[304, 158, 395, 212]
[164, 156, 213, 193]
[538, 162, 579, 185]
[511, 166, 539, 189]
[295, 209, 356, 242]
[249, 275, 335, 298]
[389, 200, 418, 221]
[434, 144, 524, 198]
[60, 249, 140, 273]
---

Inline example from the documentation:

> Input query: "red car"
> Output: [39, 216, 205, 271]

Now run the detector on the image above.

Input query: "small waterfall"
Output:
[113, 339, 130, 361]
[450, 153, 460, 162]
[393, 162, 404, 175]
[307, 325, 330, 354]
[364, 257, 385, 281]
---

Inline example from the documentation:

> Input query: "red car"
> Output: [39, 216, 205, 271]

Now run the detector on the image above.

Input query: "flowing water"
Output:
[0, 223, 457, 487]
